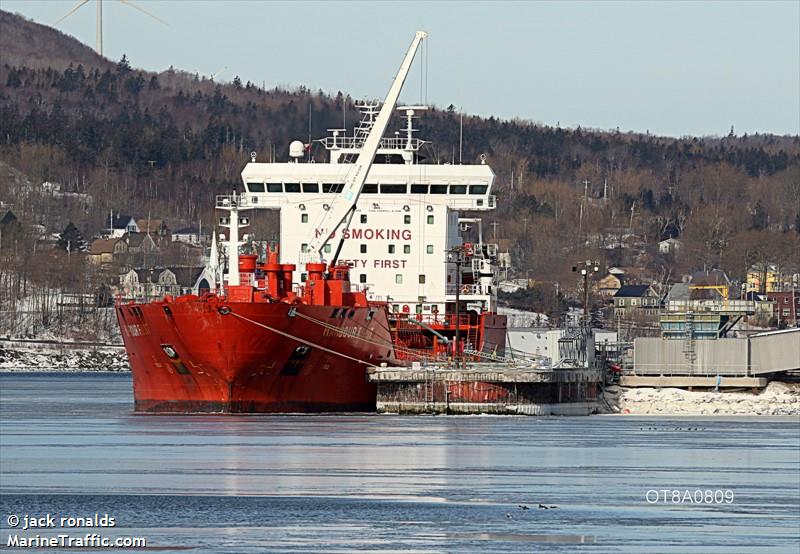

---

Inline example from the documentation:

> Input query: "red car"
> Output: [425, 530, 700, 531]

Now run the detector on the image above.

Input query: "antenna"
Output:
[459, 109, 463, 164]
[54, 0, 167, 57]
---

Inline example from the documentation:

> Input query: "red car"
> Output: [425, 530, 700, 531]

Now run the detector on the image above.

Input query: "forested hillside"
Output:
[1, 10, 798, 319]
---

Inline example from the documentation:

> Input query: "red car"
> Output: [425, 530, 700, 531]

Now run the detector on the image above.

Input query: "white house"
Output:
[658, 237, 683, 255]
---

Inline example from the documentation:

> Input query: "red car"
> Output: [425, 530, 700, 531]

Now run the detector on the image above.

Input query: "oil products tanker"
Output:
[116, 32, 507, 412]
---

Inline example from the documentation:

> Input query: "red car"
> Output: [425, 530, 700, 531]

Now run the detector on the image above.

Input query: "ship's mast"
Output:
[307, 30, 428, 262]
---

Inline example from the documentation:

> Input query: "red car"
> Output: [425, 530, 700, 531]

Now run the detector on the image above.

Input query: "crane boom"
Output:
[307, 31, 428, 260]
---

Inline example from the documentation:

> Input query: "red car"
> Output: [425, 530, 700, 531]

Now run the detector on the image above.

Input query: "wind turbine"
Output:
[54, 0, 167, 57]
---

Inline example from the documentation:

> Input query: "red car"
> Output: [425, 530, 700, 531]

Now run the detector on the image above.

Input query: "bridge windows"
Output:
[469, 184, 488, 194]
[246, 182, 265, 192]
[362, 184, 378, 194]
[450, 185, 467, 194]
[430, 184, 447, 194]
[302, 182, 319, 193]
[267, 183, 283, 193]
[411, 184, 428, 194]
[380, 184, 407, 194]
[284, 183, 301, 193]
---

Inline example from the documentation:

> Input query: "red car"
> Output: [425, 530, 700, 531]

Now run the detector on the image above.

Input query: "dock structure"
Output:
[367, 363, 601, 415]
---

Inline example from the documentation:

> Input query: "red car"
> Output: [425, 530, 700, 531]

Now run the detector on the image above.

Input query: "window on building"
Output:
[426, 245, 434, 254]
[395, 274, 403, 284]
[783, 309, 790, 316]
[360, 244, 367, 253]
[427, 215, 434, 224]
[388, 245, 395, 254]
[404, 215, 411, 224]
[404, 245, 411, 254]
[301, 214, 308, 223]
[419, 275, 426, 284]
[359, 274, 367, 284]
[360, 214, 367, 224]
[301, 243, 308, 253]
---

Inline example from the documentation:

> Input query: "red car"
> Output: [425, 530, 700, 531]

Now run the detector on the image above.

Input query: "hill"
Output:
[0, 9, 798, 321]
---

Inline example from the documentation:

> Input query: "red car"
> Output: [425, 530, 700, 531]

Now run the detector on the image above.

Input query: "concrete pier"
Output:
[367, 364, 602, 415]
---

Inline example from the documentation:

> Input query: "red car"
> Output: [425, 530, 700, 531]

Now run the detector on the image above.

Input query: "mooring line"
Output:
[225, 309, 375, 366]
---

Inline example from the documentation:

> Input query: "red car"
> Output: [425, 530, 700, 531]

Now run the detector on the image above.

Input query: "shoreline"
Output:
[2, 345, 798, 417]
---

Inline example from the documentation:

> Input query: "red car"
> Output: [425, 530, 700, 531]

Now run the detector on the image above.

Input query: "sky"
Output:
[2, 0, 798, 137]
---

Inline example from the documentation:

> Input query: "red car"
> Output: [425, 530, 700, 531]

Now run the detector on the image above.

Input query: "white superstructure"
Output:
[233, 35, 500, 318]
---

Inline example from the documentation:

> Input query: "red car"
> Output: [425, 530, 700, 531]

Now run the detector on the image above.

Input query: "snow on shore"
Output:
[600, 382, 800, 416]
[0, 346, 129, 372]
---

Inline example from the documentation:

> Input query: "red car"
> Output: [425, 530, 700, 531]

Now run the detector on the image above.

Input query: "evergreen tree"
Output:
[57, 222, 87, 252]
[750, 200, 768, 230]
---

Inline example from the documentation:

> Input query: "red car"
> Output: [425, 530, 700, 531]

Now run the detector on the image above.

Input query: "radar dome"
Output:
[289, 140, 305, 159]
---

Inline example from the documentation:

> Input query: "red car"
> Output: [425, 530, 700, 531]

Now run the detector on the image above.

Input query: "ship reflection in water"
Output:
[1, 374, 799, 553]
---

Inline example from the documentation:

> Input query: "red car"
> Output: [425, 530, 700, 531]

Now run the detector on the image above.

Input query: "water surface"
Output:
[1, 373, 798, 552]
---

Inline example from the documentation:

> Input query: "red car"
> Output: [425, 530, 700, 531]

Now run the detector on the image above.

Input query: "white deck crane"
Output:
[306, 30, 428, 263]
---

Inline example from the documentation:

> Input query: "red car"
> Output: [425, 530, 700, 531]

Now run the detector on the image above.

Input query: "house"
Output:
[135, 218, 170, 237]
[658, 237, 682, 255]
[746, 264, 798, 294]
[596, 271, 625, 297]
[123, 232, 158, 254]
[108, 214, 139, 238]
[88, 237, 128, 264]
[613, 284, 661, 318]
[171, 224, 203, 246]
[766, 291, 800, 326]
[119, 266, 205, 300]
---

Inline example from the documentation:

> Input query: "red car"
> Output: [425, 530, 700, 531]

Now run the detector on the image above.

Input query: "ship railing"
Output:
[397, 313, 473, 328]
[446, 195, 496, 210]
[317, 136, 425, 151]
[445, 284, 489, 296]
[216, 194, 253, 208]
[665, 299, 759, 314]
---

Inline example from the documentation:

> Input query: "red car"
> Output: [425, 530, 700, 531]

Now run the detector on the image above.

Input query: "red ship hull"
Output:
[116, 298, 394, 413]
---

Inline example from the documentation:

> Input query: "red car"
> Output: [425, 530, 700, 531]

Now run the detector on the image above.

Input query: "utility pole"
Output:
[573, 260, 601, 321]
[490, 222, 499, 240]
